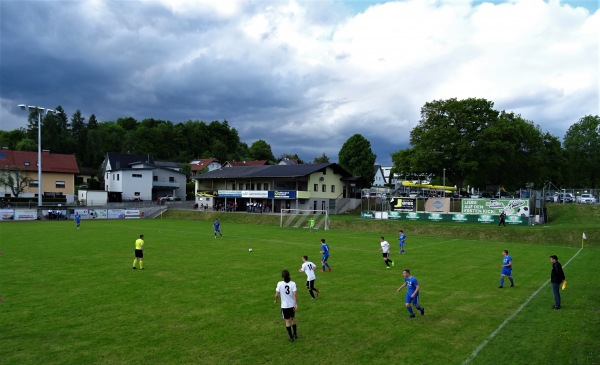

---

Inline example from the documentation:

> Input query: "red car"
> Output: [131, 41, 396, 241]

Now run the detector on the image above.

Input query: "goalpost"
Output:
[280, 209, 330, 231]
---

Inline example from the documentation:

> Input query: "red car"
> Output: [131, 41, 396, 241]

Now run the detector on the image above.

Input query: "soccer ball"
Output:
[249, 248, 253, 252]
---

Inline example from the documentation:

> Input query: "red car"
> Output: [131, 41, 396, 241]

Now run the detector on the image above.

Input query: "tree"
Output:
[15, 138, 37, 152]
[0, 129, 27, 150]
[407, 98, 499, 193]
[249, 140, 275, 162]
[313, 153, 330, 163]
[0, 166, 29, 197]
[471, 111, 544, 190]
[563, 115, 600, 188]
[338, 134, 376, 186]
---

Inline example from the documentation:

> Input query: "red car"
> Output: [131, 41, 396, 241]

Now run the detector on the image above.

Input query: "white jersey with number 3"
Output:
[301, 261, 317, 281]
[276, 280, 297, 308]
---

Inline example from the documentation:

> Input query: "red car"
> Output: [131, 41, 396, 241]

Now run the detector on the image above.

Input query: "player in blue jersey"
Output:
[74, 212, 81, 229]
[319, 238, 331, 272]
[499, 250, 514, 288]
[213, 219, 223, 238]
[398, 230, 406, 254]
[397, 268, 425, 318]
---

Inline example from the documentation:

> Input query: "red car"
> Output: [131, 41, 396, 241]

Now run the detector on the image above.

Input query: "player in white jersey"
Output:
[274, 270, 298, 342]
[299, 256, 320, 300]
[379, 236, 394, 269]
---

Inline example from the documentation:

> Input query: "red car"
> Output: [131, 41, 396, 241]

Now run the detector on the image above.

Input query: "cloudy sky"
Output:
[1, 0, 598, 165]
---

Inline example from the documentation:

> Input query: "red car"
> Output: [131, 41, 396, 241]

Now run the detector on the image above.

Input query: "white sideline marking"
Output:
[462, 248, 583, 364]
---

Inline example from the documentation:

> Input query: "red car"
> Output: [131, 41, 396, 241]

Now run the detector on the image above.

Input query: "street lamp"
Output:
[443, 168, 446, 197]
[18, 104, 61, 208]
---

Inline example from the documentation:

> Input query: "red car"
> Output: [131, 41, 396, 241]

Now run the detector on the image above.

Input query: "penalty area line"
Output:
[462, 247, 583, 365]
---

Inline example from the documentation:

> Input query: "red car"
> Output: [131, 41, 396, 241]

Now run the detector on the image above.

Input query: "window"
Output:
[314, 184, 318, 192]
[263, 183, 269, 190]
[250, 183, 254, 190]
[29, 180, 39, 187]
[331, 185, 335, 193]
[117, 174, 120, 181]
[134, 192, 140, 196]
[24, 162, 30, 166]
[55, 181, 65, 189]
[169, 177, 175, 182]
[112, 174, 115, 180]
[153, 176, 158, 182]
[239, 183, 243, 190]
[322, 184, 326, 192]
[231, 183, 236, 190]
[132, 174, 142, 178]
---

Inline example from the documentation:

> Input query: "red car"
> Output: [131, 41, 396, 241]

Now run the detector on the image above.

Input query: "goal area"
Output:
[280, 209, 330, 231]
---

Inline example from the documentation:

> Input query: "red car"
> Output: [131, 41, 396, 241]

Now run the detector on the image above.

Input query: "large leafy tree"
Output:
[408, 98, 498, 192]
[0, 129, 27, 150]
[471, 111, 544, 190]
[249, 140, 275, 162]
[338, 134, 376, 186]
[563, 115, 600, 188]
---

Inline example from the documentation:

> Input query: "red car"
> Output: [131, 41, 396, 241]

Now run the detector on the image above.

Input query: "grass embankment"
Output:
[164, 203, 600, 247]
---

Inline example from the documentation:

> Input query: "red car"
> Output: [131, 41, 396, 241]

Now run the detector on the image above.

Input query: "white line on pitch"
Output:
[462, 247, 583, 365]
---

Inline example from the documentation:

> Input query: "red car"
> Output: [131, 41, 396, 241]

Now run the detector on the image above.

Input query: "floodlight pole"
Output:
[443, 168, 446, 197]
[18, 104, 60, 208]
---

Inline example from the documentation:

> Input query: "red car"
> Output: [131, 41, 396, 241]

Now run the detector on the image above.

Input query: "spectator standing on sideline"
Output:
[74, 212, 81, 229]
[213, 219, 223, 238]
[397, 268, 425, 318]
[499, 250, 514, 288]
[274, 270, 298, 342]
[499, 211, 507, 226]
[320, 239, 331, 272]
[550, 255, 566, 309]
[398, 230, 406, 254]
[379, 237, 394, 269]
[299, 256, 320, 300]
[132, 234, 144, 270]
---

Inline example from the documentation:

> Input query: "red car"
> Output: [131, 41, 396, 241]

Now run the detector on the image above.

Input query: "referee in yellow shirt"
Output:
[133, 234, 144, 270]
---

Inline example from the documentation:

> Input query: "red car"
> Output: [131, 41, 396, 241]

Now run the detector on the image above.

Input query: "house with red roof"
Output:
[0, 149, 79, 199]
[222, 160, 268, 168]
[190, 158, 221, 175]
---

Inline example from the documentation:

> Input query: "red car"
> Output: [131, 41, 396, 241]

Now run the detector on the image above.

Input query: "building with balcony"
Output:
[101, 152, 187, 202]
[192, 163, 361, 213]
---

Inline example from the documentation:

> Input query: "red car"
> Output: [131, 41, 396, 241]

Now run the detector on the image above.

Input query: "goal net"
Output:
[280, 209, 330, 231]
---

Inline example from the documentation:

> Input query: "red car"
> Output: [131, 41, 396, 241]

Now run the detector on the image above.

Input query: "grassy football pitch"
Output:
[0, 218, 598, 364]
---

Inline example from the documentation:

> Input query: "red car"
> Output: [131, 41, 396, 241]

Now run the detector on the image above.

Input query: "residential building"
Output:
[190, 158, 221, 175]
[0, 149, 79, 200]
[373, 165, 386, 186]
[102, 152, 187, 202]
[222, 160, 268, 167]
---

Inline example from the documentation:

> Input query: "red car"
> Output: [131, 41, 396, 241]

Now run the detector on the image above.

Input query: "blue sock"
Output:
[407, 307, 414, 315]
[500, 278, 504, 286]
[510, 278, 514, 285]
[415, 305, 423, 311]
[325, 263, 330, 269]
[322, 265, 325, 271]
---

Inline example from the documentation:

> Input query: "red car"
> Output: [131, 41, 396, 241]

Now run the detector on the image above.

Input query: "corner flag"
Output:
[582, 232, 587, 248]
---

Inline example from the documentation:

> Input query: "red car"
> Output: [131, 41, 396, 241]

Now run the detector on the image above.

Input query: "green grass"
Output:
[0, 211, 599, 364]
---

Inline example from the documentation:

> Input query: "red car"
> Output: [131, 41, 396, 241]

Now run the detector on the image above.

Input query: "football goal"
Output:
[280, 209, 330, 231]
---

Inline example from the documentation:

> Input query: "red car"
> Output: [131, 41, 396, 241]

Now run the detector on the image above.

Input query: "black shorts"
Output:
[135, 249, 143, 258]
[382, 253, 389, 259]
[306, 280, 316, 290]
[281, 307, 295, 319]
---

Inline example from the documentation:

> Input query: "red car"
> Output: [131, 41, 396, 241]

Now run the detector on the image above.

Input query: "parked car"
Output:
[577, 194, 597, 204]
[544, 192, 554, 202]
[160, 195, 176, 201]
[554, 193, 574, 203]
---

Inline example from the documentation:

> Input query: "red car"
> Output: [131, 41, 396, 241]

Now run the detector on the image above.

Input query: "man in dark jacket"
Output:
[550, 255, 566, 309]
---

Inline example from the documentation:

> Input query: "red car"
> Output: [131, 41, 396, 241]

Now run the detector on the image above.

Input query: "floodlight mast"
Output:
[18, 104, 61, 208]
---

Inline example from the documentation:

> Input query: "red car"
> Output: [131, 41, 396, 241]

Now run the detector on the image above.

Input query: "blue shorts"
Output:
[501, 268, 512, 276]
[406, 292, 419, 306]
[321, 254, 329, 262]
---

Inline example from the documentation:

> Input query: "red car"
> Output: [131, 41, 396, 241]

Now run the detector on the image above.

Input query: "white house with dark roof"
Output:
[373, 165, 386, 187]
[102, 152, 187, 202]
